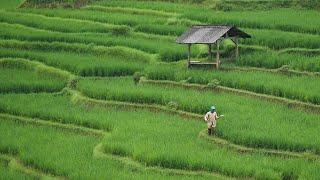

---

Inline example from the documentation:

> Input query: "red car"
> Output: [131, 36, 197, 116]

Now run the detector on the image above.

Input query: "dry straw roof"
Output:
[176, 25, 251, 44]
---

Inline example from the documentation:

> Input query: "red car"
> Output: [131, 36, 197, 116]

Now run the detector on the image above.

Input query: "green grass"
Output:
[0, 118, 212, 179]
[0, 23, 192, 61]
[83, 5, 176, 17]
[0, 68, 65, 93]
[18, 8, 169, 30]
[0, 161, 34, 180]
[1, 0, 320, 178]
[183, 8, 320, 35]
[0, 48, 146, 77]
[212, 0, 320, 11]
[242, 28, 320, 49]
[144, 63, 320, 104]
[14, 8, 320, 51]
[0, 93, 319, 179]
[20, 0, 101, 8]
[18, 8, 187, 36]
[0, 58, 68, 93]
[0, 10, 131, 34]
[95, 0, 214, 13]
[0, 39, 153, 63]
[76, 77, 320, 153]
[0, 0, 22, 9]
[237, 50, 320, 72]
[97, 0, 320, 34]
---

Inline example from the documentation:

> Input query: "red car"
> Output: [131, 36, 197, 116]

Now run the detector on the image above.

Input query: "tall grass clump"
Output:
[0, 93, 320, 179]
[144, 63, 320, 104]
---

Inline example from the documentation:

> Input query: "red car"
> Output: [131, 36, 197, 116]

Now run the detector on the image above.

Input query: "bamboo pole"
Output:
[216, 40, 220, 69]
[235, 36, 239, 59]
[187, 44, 191, 67]
[208, 44, 212, 61]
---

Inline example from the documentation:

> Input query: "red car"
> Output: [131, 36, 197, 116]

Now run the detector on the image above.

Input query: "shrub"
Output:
[207, 79, 220, 88]
[133, 72, 143, 85]
[167, 101, 179, 110]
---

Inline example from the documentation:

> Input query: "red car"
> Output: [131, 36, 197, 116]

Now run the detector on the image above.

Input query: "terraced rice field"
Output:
[0, 0, 319, 179]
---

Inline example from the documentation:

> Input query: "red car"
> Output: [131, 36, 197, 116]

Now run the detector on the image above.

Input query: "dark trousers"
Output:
[208, 128, 215, 135]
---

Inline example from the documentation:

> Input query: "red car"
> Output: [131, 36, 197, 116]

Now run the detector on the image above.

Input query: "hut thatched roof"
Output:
[176, 25, 250, 44]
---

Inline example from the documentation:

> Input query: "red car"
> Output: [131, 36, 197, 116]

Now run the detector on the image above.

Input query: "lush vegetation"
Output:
[144, 64, 320, 104]
[97, 0, 320, 34]
[237, 50, 320, 72]
[0, 48, 147, 76]
[0, 0, 23, 9]
[0, 58, 69, 93]
[0, 10, 131, 34]
[0, 93, 320, 179]
[1, 0, 320, 179]
[76, 77, 320, 152]
[0, 117, 212, 179]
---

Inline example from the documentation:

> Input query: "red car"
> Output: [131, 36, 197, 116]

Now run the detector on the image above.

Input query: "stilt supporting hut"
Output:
[176, 25, 251, 69]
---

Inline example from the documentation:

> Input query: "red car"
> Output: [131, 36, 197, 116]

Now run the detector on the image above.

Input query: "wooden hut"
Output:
[176, 25, 251, 69]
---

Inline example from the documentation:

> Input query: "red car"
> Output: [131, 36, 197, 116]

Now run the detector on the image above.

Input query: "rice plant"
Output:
[1, 0, 319, 179]
[0, 39, 154, 63]
[242, 28, 320, 49]
[0, 10, 131, 34]
[0, 119, 207, 179]
[0, 0, 22, 9]
[144, 64, 320, 104]
[0, 23, 191, 61]
[182, 8, 320, 35]
[76, 76, 320, 152]
[0, 58, 68, 93]
[0, 161, 34, 180]
[0, 48, 146, 77]
[97, 0, 320, 34]
[18, 8, 189, 36]
[0, 93, 319, 179]
[237, 50, 320, 72]
[18, 8, 168, 28]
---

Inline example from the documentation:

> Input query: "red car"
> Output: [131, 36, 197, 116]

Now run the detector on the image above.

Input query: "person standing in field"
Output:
[204, 106, 219, 135]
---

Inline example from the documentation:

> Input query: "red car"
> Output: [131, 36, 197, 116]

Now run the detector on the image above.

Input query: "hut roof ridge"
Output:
[176, 25, 250, 44]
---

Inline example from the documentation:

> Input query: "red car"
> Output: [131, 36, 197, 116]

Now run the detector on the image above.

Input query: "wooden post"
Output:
[235, 36, 239, 59]
[208, 44, 212, 61]
[216, 40, 220, 69]
[187, 44, 191, 67]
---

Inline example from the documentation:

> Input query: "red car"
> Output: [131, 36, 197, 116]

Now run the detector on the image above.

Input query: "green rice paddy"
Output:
[0, 0, 319, 179]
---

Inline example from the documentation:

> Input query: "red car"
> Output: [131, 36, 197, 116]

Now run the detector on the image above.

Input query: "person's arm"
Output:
[204, 113, 209, 122]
